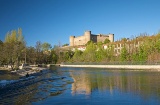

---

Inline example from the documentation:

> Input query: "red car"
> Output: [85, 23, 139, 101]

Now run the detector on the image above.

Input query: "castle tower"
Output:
[108, 34, 114, 42]
[70, 36, 75, 46]
[84, 31, 91, 44]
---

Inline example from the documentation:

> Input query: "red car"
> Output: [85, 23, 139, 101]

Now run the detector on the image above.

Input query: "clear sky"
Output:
[0, 0, 160, 47]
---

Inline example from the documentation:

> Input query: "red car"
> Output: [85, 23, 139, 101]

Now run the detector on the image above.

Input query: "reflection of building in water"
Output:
[70, 70, 115, 95]
[70, 70, 160, 99]
[70, 71, 91, 95]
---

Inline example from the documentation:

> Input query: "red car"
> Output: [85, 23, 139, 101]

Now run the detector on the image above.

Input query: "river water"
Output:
[0, 67, 160, 105]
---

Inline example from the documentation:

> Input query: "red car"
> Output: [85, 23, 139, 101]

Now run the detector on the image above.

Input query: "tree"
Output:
[51, 50, 58, 64]
[138, 46, 147, 61]
[83, 41, 96, 62]
[35, 41, 43, 64]
[0, 40, 4, 65]
[85, 40, 93, 46]
[52, 45, 62, 63]
[3, 28, 26, 69]
[40, 42, 52, 64]
[62, 43, 69, 47]
[35, 41, 42, 52]
[105, 45, 115, 61]
[104, 38, 110, 44]
[41, 42, 52, 51]
[26, 47, 36, 64]
[63, 51, 70, 61]
[120, 46, 128, 61]
[0, 40, 3, 44]
[96, 42, 106, 61]
[72, 49, 83, 62]
[121, 38, 128, 42]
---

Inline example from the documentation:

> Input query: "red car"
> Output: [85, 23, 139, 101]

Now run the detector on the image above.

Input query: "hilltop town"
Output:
[60, 30, 160, 64]
[61, 30, 144, 55]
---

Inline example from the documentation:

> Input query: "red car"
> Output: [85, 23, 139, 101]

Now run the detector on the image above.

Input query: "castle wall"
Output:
[70, 36, 75, 46]
[71, 31, 91, 46]
[109, 34, 114, 42]
[90, 35, 97, 43]
[69, 31, 114, 46]
[73, 36, 87, 46]
[97, 35, 109, 42]
[84, 31, 91, 42]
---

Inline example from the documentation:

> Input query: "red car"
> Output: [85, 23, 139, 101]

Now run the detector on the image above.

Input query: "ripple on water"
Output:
[0, 69, 75, 104]
[49, 88, 64, 96]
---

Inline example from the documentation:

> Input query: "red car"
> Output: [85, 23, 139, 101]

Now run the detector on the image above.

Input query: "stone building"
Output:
[103, 40, 142, 56]
[70, 31, 114, 46]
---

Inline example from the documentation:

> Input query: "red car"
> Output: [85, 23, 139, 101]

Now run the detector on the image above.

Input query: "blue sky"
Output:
[0, 0, 160, 47]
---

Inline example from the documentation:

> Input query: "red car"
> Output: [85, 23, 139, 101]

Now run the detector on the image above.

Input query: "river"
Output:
[0, 67, 160, 105]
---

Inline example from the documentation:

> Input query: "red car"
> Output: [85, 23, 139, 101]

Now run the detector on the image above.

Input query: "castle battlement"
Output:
[70, 31, 114, 46]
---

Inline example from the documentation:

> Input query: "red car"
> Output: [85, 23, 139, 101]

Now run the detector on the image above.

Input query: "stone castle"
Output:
[70, 31, 114, 46]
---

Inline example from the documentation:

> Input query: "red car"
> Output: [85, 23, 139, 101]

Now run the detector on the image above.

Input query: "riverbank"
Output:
[11, 67, 47, 76]
[60, 64, 160, 71]
[0, 67, 9, 71]
[0, 65, 48, 76]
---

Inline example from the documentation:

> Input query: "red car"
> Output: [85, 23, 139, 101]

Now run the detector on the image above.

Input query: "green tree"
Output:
[138, 46, 147, 61]
[62, 43, 69, 47]
[0, 40, 4, 65]
[131, 45, 147, 62]
[52, 45, 62, 63]
[26, 47, 36, 64]
[72, 49, 83, 62]
[3, 28, 26, 69]
[41, 42, 52, 51]
[40, 42, 52, 64]
[120, 46, 128, 61]
[103, 38, 110, 44]
[85, 40, 93, 46]
[155, 40, 160, 52]
[105, 45, 115, 61]
[63, 51, 70, 61]
[132, 53, 139, 61]
[51, 50, 58, 64]
[96, 42, 106, 61]
[83, 41, 96, 62]
[121, 38, 128, 42]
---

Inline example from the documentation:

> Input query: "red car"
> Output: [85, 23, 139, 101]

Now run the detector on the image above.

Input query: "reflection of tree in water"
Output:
[70, 69, 160, 99]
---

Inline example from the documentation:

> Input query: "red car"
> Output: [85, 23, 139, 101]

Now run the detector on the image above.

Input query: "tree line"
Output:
[0, 28, 60, 69]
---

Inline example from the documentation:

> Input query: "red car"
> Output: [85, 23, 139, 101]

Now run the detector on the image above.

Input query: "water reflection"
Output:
[1, 67, 160, 104]
[70, 68, 160, 100]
